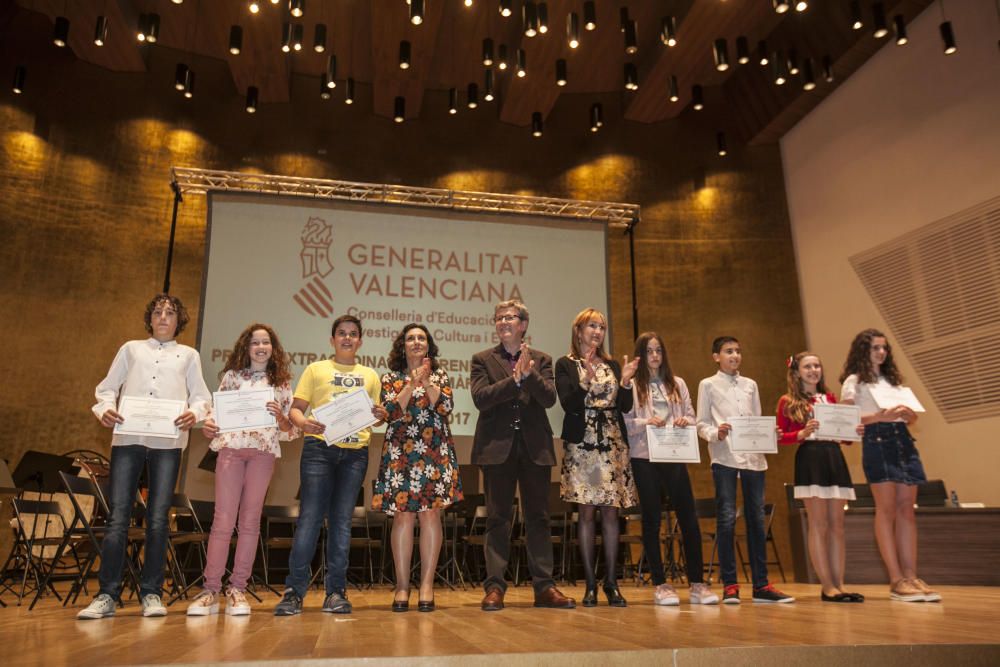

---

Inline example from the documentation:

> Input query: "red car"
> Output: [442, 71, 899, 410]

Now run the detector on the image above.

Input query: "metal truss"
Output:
[171, 167, 638, 228]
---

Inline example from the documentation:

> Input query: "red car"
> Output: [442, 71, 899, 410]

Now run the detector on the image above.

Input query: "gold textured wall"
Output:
[0, 32, 805, 578]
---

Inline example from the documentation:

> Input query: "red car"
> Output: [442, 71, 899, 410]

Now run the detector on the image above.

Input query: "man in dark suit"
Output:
[470, 300, 575, 611]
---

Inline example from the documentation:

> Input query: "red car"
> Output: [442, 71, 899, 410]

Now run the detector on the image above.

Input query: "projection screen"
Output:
[198, 193, 610, 438]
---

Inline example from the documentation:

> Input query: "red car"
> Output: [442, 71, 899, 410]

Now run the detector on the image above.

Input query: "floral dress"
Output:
[372, 368, 463, 515]
[559, 361, 638, 508]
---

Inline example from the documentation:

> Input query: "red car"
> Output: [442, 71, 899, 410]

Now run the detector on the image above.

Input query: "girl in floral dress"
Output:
[373, 324, 462, 612]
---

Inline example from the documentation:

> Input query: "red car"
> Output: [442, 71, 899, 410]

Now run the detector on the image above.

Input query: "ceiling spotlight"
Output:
[292, 23, 303, 51]
[717, 132, 727, 157]
[893, 15, 908, 45]
[410, 0, 424, 25]
[289, 0, 304, 18]
[736, 36, 750, 64]
[498, 44, 508, 70]
[713, 38, 729, 72]
[772, 53, 787, 85]
[465, 0, 473, 7]
[624, 20, 638, 55]
[499, 0, 512, 18]
[94, 16, 109, 46]
[467, 82, 479, 108]
[773, 0, 790, 14]
[555, 59, 567, 86]
[619, 7, 630, 31]
[822, 55, 834, 82]
[281, 23, 291, 52]
[523, 1, 538, 37]
[53, 16, 69, 48]
[531, 111, 543, 137]
[245, 86, 258, 114]
[567, 12, 580, 48]
[691, 84, 704, 110]
[320, 75, 332, 99]
[12, 65, 25, 94]
[172, 0, 184, 4]
[660, 16, 677, 47]
[484, 68, 495, 101]
[448, 87, 458, 114]
[325, 55, 337, 87]
[146, 13, 160, 43]
[583, 1, 597, 30]
[249, 1, 260, 14]
[850, 1, 863, 30]
[345, 78, 355, 104]
[801, 58, 816, 90]
[314, 24, 326, 52]
[137, 13, 148, 41]
[787, 49, 799, 75]
[538, 3, 548, 33]
[174, 63, 189, 90]
[940, 21, 957, 55]
[483, 38, 494, 66]
[872, 3, 889, 39]
[183, 69, 195, 98]
[668, 75, 679, 102]
[624, 62, 639, 90]
[269, 0, 279, 4]
[590, 103, 603, 132]
[795, 1, 808, 12]
[399, 40, 411, 69]
[394, 96, 405, 123]
[757, 40, 769, 65]
[229, 25, 243, 55]
[515, 48, 526, 77]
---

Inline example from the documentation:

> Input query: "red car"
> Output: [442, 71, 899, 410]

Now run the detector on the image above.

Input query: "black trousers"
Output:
[630, 457, 705, 585]
[482, 433, 555, 594]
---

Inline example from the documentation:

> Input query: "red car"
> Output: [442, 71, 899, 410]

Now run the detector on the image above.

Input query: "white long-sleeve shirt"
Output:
[93, 338, 212, 450]
[695, 370, 767, 471]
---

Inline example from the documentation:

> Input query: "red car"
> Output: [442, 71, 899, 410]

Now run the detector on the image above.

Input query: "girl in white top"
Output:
[839, 328, 938, 603]
[187, 323, 298, 617]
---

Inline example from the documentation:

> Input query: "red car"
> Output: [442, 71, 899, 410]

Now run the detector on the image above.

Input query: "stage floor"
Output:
[2, 583, 998, 666]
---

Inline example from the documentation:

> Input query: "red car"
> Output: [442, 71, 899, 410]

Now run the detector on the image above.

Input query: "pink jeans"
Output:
[203, 447, 275, 592]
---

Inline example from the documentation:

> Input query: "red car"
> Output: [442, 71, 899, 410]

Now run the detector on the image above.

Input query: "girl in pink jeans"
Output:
[187, 323, 297, 616]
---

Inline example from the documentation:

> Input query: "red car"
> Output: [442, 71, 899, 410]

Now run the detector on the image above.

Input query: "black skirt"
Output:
[793, 441, 856, 500]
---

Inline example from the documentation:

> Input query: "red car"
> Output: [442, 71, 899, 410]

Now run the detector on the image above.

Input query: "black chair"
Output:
[165, 493, 211, 602]
[693, 497, 745, 584]
[2, 498, 77, 606]
[738, 503, 786, 583]
[258, 504, 299, 591]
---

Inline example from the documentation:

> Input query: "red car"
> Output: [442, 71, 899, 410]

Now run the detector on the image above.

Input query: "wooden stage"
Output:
[2, 583, 998, 667]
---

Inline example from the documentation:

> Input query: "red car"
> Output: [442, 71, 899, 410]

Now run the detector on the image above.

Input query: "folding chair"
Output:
[4, 498, 77, 606]
[739, 503, 786, 583]
[258, 504, 299, 591]
[165, 493, 211, 602]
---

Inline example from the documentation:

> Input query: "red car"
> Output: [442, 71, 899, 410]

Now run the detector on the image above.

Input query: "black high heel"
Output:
[391, 590, 410, 612]
[417, 599, 435, 612]
[582, 587, 598, 607]
[603, 585, 627, 608]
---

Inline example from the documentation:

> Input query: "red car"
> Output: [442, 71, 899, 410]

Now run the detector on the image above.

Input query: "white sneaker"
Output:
[186, 590, 220, 616]
[77, 593, 116, 620]
[141, 593, 167, 617]
[225, 587, 251, 616]
[689, 582, 720, 605]
[653, 583, 680, 606]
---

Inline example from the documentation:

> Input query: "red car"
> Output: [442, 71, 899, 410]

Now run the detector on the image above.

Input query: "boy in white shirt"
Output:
[696, 336, 793, 605]
[78, 294, 211, 619]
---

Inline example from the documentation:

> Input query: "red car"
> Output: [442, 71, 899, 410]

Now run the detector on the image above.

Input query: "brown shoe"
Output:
[481, 587, 505, 611]
[534, 586, 576, 609]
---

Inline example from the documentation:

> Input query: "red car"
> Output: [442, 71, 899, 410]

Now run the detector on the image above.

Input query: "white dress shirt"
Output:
[840, 373, 904, 421]
[93, 338, 212, 450]
[696, 370, 767, 471]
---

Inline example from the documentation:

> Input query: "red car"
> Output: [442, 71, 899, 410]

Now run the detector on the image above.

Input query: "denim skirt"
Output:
[861, 422, 926, 485]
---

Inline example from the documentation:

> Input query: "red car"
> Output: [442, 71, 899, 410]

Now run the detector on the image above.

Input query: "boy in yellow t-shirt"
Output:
[276, 315, 386, 616]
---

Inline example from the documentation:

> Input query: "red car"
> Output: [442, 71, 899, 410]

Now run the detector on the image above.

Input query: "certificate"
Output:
[646, 425, 701, 463]
[727, 416, 777, 453]
[312, 388, 378, 445]
[114, 396, 185, 438]
[868, 384, 926, 413]
[812, 403, 861, 442]
[214, 387, 276, 433]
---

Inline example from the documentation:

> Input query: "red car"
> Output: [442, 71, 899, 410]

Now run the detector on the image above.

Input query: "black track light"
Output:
[940, 21, 957, 55]
[320, 75, 332, 99]
[292, 23, 303, 51]
[53, 16, 69, 47]
[872, 3, 889, 39]
[314, 24, 326, 53]
[773, 0, 790, 14]
[668, 75, 679, 102]
[757, 40, 769, 66]
[174, 63, 189, 90]
[661, 16, 677, 47]
[325, 55, 337, 87]
[498, 44, 508, 70]
[399, 40, 411, 69]
[619, 7, 630, 32]
[523, 1, 539, 37]
[515, 48, 526, 77]
[281, 22, 292, 52]
[567, 12, 580, 48]
[583, 1, 597, 30]
[229, 25, 243, 55]
[394, 96, 405, 123]
[483, 38, 494, 66]
[345, 78, 355, 104]
[736, 36, 750, 64]
[94, 16, 109, 46]
[590, 103, 603, 132]
[289, 0, 304, 18]
[850, 1, 864, 30]
[555, 59, 567, 86]
[691, 84, 704, 110]
[499, 0, 512, 18]
[893, 15, 908, 45]
[531, 111, 543, 137]
[787, 48, 799, 75]
[183, 69, 195, 98]
[12, 65, 25, 94]
[484, 68, 495, 101]
[624, 20, 638, 55]
[624, 62, 639, 91]
[717, 132, 727, 157]
[467, 82, 479, 108]
[772, 53, 788, 85]
[147, 13, 160, 43]
[801, 58, 816, 90]
[448, 87, 458, 114]
[822, 55, 834, 82]
[410, 0, 424, 25]
[538, 3, 548, 33]
[713, 38, 730, 72]
[245, 86, 258, 113]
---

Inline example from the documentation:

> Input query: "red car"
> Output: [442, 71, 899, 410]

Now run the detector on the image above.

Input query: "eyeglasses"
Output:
[494, 315, 521, 323]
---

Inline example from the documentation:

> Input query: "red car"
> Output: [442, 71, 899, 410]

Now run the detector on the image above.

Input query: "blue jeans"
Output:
[284, 438, 368, 597]
[711, 463, 768, 589]
[99, 445, 181, 600]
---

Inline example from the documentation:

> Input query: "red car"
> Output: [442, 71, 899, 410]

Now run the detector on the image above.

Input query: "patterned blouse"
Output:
[209, 369, 298, 458]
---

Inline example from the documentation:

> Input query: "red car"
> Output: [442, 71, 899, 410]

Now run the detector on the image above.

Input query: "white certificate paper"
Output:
[812, 403, 861, 442]
[214, 387, 276, 433]
[868, 384, 926, 413]
[646, 425, 701, 463]
[114, 396, 185, 439]
[312, 388, 378, 445]
[727, 416, 778, 453]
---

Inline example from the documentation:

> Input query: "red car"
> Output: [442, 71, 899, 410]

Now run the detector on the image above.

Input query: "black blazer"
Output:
[470, 345, 558, 466]
[554, 356, 633, 445]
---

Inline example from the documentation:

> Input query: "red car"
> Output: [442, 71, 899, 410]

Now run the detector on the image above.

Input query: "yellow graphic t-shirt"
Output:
[293, 360, 382, 449]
